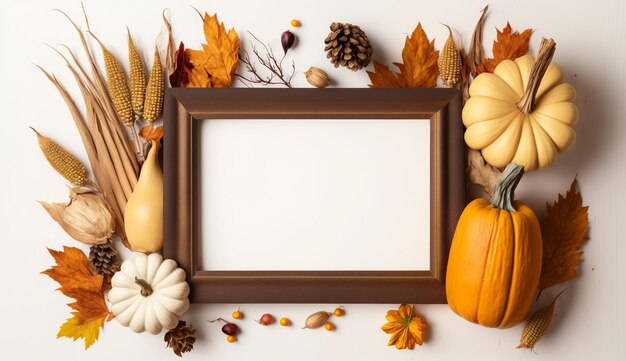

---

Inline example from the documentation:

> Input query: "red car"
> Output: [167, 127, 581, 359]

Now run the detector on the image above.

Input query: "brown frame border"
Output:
[164, 88, 464, 303]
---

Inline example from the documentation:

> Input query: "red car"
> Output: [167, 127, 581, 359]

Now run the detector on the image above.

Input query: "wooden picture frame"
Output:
[163, 88, 464, 303]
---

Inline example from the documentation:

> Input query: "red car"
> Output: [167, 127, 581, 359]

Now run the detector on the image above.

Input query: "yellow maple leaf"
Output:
[185, 13, 239, 88]
[538, 179, 590, 291]
[58, 315, 105, 350]
[367, 23, 438, 88]
[381, 304, 427, 350]
[42, 247, 110, 349]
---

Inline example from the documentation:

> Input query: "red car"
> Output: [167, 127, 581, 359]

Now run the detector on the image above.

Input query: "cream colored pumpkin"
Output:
[463, 54, 579, 171]
[108, 253, 190, 334]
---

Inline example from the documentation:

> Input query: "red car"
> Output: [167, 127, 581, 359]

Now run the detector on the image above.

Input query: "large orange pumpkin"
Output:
[446, 163, 542, 328]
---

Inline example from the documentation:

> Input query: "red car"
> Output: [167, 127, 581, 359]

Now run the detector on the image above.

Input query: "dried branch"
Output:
[236, 31, 295, 88]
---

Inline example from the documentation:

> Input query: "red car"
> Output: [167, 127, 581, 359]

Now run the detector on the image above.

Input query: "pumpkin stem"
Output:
[490, 163, 524, 211]
[517, 38, 556, 114]
[134, 277, 153, 297]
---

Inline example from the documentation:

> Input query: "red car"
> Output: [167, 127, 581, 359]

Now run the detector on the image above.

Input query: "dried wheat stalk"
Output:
[39, 8, 140, 248]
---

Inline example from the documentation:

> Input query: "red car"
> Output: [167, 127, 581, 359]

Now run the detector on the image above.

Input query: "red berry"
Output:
[258, 313, 274, 325]
[221, 323, 239, 336]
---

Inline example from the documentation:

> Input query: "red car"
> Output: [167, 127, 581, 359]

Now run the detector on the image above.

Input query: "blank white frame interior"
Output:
[198, 119, 431, 271]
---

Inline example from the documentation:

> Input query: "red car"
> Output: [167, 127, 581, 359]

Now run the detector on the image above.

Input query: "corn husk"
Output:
[40, 187, 115, 245]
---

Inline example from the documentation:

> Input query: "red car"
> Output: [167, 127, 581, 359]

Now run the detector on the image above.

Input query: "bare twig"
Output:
[236, 31, 295, 88]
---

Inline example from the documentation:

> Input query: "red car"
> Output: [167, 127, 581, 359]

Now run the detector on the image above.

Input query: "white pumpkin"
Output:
[108, 253, 190, 334]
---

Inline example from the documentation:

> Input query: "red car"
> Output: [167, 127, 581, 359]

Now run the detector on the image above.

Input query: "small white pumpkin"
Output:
[109, 253, 190, 334]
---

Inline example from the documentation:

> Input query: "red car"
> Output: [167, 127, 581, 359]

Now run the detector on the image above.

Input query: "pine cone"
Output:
[165, 321, 196, 357]
[324, 22, 372, 71]
[89, 240, 120, 277]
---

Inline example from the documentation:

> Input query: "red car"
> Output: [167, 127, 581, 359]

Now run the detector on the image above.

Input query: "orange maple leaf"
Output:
[139, 125, 164, 142]
[367, 23, 438, 88]
[480, 22, 532, 73]
[42, 246, 110, 349]
[185, 13, 239, 88]
[538, 179, 590, 291]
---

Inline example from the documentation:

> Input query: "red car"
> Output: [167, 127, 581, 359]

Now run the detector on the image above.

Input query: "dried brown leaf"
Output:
[481, 22, 532, 73]
[538, 179, 590, 291]
[468, 5, 488, 77]
[139, 125, 164, 142]
[467, 149, 501, 196]
[367, 23, 438, 88]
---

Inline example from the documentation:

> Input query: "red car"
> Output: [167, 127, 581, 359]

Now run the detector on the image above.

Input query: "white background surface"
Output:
[0, 0, 624, 360]
[199, 119, 430, 271]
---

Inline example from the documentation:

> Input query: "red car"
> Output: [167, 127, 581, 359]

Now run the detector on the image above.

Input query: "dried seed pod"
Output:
[128, 30, 146, 120]
[439, 24, 462, 87]
[281, 30, 296, 54]
[304, 67, 330, 88]
[31, 128, 87, 186]
[303, 311, 331, 329]
[517, 290, 565, 350]
[100, 43, 134, 125]
[144, 47, 165, 123]
[40, 187, 115, 245]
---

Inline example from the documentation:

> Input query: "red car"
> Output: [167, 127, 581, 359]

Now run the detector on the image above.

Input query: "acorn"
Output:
[281, 30, 295, 54]
[304, 67, 330, 88]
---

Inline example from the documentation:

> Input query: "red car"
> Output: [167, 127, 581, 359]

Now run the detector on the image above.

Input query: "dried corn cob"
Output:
[128, 30, 146, 121]
[144, 47, 164, 123]
[31, 127, 87, 186]
[517, 290, 565, 350]
[100, 43, 134, 126]
[439, 24, 462, 87]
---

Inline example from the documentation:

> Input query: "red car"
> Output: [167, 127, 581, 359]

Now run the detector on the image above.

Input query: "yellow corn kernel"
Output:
[439, 24, 462, 87]
[32, 128, 87, 186]
[143, 48, 164, 123]
[128, 30, 146, 121]
[101, 44, 134, 125]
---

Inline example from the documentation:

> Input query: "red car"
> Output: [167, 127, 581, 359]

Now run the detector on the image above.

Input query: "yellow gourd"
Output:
[462, 38, 579, 171]
[125, 140, 163, 252]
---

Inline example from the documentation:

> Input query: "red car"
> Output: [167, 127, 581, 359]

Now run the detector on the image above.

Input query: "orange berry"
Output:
[226, 335, 237, 343]
[280, 317, 290, 326]
[324, 322, 335, 331]
[232, 310, 243, 319]
[290, 19, 301, 27]
[333, 307, 345, 317]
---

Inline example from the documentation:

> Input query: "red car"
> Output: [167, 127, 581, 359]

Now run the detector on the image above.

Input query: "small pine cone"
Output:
[89, 240, 120, 277]
[324, 22, 372, 71]
[165, 321, 196, 357]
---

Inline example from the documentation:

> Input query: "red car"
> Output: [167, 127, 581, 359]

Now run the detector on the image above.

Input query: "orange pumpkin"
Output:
[446, 164, 542, 328]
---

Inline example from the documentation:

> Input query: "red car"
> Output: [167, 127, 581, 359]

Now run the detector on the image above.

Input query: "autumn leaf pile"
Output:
[42, 247, 111, 349]
[367, 23, 439, 88]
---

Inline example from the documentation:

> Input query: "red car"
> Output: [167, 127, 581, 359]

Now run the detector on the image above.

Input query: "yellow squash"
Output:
[463, 39, 579, 171]
[446, 164, 542, 328]
[124, 140, 163, 252]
